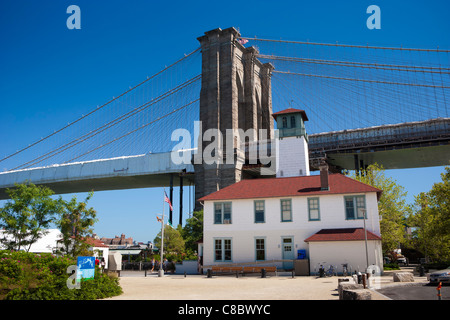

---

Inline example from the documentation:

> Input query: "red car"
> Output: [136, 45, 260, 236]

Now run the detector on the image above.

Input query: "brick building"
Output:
[100, 233, 134, 246]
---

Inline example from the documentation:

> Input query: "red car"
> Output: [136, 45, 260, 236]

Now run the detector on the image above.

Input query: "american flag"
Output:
[164, 191, 173, 211]
[238, 38, 248, 45]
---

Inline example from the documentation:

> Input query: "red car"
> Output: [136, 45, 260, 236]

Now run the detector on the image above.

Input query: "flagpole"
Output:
[159, 188, 165, 277]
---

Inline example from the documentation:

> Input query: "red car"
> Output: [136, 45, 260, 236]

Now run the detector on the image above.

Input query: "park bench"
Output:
[209, 265, 277, 277]
[243, 266, 277, 276]
[211, 266, 243, 275]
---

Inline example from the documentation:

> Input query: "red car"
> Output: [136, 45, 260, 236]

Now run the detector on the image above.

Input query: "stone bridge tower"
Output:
[194, 27, 274, 206]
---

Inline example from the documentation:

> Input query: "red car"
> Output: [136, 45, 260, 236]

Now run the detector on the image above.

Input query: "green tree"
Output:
[181, 210, 203, 256]
[55, 192, 97, 257]
[154, 224, 185, 260]
[0, 182, 60, 252]
[408, 167, 450, 262]
[181, 210, 203, 254]
[351, 164, 410, 259]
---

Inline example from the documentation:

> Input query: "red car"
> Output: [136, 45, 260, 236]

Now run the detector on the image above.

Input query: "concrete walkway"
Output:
[106, 273, 342, 300]
[104, 270, 424, 300]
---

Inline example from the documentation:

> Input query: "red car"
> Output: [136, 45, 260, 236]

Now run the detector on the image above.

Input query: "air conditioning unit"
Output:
[223, 219, 231, 224]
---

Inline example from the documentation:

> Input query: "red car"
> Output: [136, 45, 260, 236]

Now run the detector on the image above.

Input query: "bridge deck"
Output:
[0, 151, 194, 200]
[1, 119, 449, 199]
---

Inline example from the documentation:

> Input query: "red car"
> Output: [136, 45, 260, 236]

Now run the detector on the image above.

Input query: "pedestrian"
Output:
[95, 257, 100, 267]
[163, 258, 169, 272]
[151, 258, 156, 272]
[100, 258, 106, 273]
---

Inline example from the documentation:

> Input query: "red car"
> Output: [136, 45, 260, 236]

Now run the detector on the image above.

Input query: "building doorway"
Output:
[282, 237, 294, 270]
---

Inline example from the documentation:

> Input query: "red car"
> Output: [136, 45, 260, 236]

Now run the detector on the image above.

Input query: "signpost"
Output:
[158, 211, 165, 277]
[76, 256, 95, 281]
[359, 208, 370, 270]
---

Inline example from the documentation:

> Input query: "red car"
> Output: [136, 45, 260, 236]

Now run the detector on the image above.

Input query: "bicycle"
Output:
[325, 265, 335, 277]
[342, 263, 349, 277]
[316, 262, 327, 277]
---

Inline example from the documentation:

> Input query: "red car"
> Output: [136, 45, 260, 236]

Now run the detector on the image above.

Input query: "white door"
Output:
[282, 237, 294, 270]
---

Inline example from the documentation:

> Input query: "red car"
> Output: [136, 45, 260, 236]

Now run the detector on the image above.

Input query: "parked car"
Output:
[427, 267, 450, 283]
[396, 255, 407, 265]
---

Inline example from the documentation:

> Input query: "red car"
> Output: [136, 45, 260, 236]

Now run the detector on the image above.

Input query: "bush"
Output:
[0, 250, 122, 300]
[383, 263, 400, 270]
[422, 261, 450, 271]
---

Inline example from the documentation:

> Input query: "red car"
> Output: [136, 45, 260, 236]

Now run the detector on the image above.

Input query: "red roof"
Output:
[272, 108, 308, 121]
[304, 228, 381, 242]
[69, 235, 109, 247]
[198, 173, 382, 202]
[83, 237, 109, 248]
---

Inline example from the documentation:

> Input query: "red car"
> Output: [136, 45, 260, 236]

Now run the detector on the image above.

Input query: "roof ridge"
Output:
[199, 173, 382, 202]
[304, 227, 382, 242]
[337, 174, 383, 192]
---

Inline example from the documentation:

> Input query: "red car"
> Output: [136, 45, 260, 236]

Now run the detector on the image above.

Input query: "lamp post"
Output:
[158, 212, 165, 277]
[359, 208, 369, 271]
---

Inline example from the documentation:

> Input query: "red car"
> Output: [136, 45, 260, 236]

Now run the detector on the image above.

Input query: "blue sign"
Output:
[76, 256, 95, 281]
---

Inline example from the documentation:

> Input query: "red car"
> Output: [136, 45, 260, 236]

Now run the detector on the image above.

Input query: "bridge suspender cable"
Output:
[242, 37, 450, 52]
[257, 54, 450, 74]
[272, 70, 450, 89]
[10, 75, 201, 171]
[0, 47, 201, 166]
[62, 98, 200, 164]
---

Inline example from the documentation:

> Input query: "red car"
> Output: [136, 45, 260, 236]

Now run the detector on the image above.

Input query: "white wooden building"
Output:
[198, 109, 383, 275]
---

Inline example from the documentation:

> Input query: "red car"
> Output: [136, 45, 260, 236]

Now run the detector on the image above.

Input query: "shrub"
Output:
[383, 263, 400, 270]
[422, 261, 450, 271]
[0, 250, 122, 300]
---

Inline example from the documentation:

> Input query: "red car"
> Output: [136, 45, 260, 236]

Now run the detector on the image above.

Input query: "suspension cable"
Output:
[10, 75, 201, 171]
[63, 99, 200, 164]
[272, 70, 450, 89]
[242, 37, 450, 52]
[258, 54, 450, 74]
[0, 47, 201, 165]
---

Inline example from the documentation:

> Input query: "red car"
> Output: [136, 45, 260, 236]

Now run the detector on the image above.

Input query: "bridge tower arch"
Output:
[194, 27, 274, 206]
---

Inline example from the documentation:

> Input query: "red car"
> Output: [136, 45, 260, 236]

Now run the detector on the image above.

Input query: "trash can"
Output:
[419, 265, 425, 277]
[297, 250, 306, 259]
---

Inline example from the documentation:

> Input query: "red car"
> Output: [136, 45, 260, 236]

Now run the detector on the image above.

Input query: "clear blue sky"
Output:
[0, 1, 449, 243]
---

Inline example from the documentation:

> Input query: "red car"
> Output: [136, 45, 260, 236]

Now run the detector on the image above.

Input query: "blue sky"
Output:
[0, 0, 449, 243]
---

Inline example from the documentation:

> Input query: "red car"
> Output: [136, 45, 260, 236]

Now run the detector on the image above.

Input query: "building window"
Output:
[255, 238, 265, 261]
[281, 199, 292, 222]
[344, 195, 366, 220]
[215, 238, 232, 262]
[308, 197, 320, 221]
[254, 200, 265, 223]
[290, 116, 296, 128]
[282, 116, 288, 128]
[214, 202, 232, 224]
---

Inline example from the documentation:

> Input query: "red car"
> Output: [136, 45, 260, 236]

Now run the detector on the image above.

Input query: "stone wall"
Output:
[194, 27, 274, 207]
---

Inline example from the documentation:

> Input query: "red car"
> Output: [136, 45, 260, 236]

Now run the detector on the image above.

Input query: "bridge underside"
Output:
[0, 173, 194, 200]
[317, 143, 450, 172]
[0, 152, 194, 200]
[308, 118, 450, 172]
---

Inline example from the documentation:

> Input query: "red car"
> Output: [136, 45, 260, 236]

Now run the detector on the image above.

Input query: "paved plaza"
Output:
[104, 269, 428, 300]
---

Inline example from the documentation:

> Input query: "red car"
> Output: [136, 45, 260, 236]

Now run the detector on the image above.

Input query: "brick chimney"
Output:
[320, 164, 329, 191]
